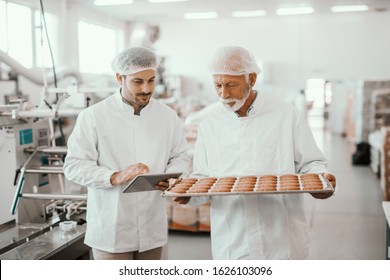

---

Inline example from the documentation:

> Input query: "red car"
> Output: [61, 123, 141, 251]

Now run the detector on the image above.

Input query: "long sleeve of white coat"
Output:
[64, 110, 115, 189]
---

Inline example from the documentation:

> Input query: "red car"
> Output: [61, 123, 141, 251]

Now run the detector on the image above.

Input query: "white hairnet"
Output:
[208, 46, 261, 76]
[111, 47, 159, 75]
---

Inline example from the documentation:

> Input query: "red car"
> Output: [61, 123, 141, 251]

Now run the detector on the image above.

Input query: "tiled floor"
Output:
[166, 129, 387, 260]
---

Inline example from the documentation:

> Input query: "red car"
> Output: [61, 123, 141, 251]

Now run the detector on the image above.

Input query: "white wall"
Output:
[154, 11, 390, 104]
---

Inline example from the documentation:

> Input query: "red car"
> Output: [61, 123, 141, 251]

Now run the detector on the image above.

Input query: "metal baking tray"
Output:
[123, 172, 182, 193]
[161, 173, 334, 197]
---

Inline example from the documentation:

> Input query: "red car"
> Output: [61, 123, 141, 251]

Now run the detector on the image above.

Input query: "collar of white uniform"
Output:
[233, 90, 262, 118]
[114, 88, 153, 116]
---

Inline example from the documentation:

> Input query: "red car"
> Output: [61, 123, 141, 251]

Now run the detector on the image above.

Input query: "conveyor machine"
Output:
[0, 118, 90, 260]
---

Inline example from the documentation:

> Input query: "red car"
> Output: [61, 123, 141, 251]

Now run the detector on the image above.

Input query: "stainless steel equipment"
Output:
[0, 118, 90, 259]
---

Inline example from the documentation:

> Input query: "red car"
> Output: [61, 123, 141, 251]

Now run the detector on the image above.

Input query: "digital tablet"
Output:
[123, 172, 182, 193]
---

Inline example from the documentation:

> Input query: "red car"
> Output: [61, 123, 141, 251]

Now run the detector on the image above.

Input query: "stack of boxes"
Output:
[380, 127, 390, 201]
[371, 89, 390, 133]
[369, 130, 382, 177]
[166, 198, 210, 232]
[369, 89, 390, 175]
[355, 81, 390, 144]
[197, 203, 211, 232]
[164, 124, 211, 233]
[170, 203, 198, 232]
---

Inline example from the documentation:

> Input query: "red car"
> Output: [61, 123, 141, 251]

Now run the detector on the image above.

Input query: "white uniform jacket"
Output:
[64, 89, 190, 253]
[188, 92, 328, 260]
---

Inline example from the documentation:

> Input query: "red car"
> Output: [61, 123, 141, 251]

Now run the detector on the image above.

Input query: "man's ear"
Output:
[116, 73, 124, 85]
[249, 73, 257, 87]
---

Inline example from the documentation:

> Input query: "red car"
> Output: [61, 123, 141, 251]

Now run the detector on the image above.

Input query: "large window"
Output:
[0, 1, 7, 51]
[78, 21, 123, 74]
[0, 0, 58, 69]
[1, 1, 123, 73]
[0, 1, 33, 67]
[305, 78, 333, 130]
[35, 10, 58, 68]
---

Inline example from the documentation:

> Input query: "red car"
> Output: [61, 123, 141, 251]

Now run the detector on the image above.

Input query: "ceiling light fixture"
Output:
[94, 0, 133, 6]
[331, 5, 369, 13]
[183, 12, 218, 20]
[148, 0, 189, 3]
[231, 10, 266, 18]
[276, 7, 314, 15]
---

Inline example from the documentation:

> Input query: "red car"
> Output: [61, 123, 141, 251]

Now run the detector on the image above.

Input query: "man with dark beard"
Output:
[64, 47, 190, 260]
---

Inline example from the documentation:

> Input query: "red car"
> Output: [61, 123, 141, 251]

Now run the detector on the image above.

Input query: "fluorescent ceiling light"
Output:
[94, 0, 133, 5]
[148, 0, 189, 3]
[331, 5, 369, 13]
[184, 12, 218, 20]
[232, 10, 266, 18]
[276, 7, 314, 15]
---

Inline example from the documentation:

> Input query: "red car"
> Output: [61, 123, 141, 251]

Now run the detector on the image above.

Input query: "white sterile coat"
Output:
[64, 89, 190, 253]
[188, 92, 328, 260]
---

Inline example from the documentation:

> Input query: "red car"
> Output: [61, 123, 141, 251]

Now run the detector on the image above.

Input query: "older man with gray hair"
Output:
[176, 46, 336, 260]
[64, 47, 190, 260]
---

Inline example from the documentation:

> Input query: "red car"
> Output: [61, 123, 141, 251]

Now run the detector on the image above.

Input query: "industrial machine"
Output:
[0, 67, 101, 261]
[0, 50, 120, 257]
[0, 114, 90, 260]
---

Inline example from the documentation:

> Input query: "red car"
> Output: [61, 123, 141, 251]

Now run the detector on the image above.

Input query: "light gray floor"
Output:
[166, 129, 387, 260]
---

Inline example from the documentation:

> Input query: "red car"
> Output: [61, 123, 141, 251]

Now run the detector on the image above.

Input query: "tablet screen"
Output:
[123, 172, 182, 193]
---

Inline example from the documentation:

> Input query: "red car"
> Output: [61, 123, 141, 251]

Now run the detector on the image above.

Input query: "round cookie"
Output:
[301, 182, 322, 187]
[240, 176, 257, 179]
[217, 177, 237, 183]
[258, 183, 277, 189]
[279, 180, 299, 185]
[214, 182, 234, 188]
[193, 182, 213, 187]
[279, 184, 300, 189]
[300, 174, 320, 180]
[300, 178, 322, 183]
[198, 177, 217, 183]
[238, 177, 257, 182]
[187, 188, 209, 193]
[169, 187, 188, 193]
[280, 174, 298, 178]
[260, 175, 277, 180]
[238, 181, 256, 186]
[190, 184, 212, 189]
[279, 185, 300, 191]
[209, 186, 231, 192]
[219, 176, 236, 180]
[279, 180, 300, 185]
[255, 187, 276, 192]
[211, 185, 233, 190]
[171, 184, 191, 189]
[180, 178, 198, 183]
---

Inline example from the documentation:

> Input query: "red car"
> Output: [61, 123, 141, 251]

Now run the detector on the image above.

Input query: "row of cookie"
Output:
[184, 178, 323, 189]
[172, 174, 323, 189]
[176, 174, 322, 184]
[168, 183, 324, 194]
